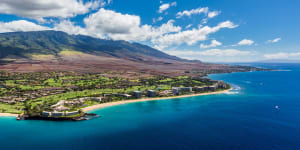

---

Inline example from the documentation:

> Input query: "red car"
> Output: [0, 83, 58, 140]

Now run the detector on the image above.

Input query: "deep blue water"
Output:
[1, 63, 300, 150]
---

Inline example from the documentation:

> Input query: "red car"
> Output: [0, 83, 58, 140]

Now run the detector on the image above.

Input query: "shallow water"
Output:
[1, 63, 300, 150]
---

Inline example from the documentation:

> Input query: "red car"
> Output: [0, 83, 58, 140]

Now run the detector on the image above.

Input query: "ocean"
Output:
[1, 63, 300, 150]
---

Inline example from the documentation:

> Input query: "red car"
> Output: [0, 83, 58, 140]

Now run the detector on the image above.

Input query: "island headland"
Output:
[0, 31, 267, 121]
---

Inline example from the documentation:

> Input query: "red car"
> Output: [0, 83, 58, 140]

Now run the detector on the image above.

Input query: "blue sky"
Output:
[0, 0, 299, 62]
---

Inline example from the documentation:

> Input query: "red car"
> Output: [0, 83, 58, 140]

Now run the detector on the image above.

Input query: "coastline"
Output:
[0, 113, 18, 117]
[0, 89, 231, 117]
[82, 88, 232, 112]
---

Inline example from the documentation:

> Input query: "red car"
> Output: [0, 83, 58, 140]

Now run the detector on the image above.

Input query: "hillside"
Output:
[0, 31, 260, 76]
[0, 31, 182, 62]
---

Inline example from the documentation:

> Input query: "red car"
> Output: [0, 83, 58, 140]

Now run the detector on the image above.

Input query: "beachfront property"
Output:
[0, 72, 230, 119]
[193, 87, 205, 93]
[48, 97, 103, 114]
[208, 85, 217, 91]
[133, 91, 142, 98]
[147, 90, 157, 97]
[112, 94, 132, 99]
[172, 87, 193, 95]
[42, 110, 80, 117]
[217, 81, 228, 89]
[158, 90, 173, 96]
[104, 93, 132, 100]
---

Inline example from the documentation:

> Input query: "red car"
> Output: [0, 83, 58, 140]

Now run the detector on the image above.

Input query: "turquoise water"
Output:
[1, 63, 300, 150]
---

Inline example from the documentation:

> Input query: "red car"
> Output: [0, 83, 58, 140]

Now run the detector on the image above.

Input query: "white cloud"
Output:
[153, 16, 163, 23]
[158, 4, 170, 13]
[0, 20, 50, 33]
[185, 24, 192, 29]
[0, 8, 238, 51]
[200, 40, 222, 49]
[53, 20, 87, 36]
[165, 49, 254, 62]
[0, 0, 106, 21]
[236, 39, 254, 46]
[196, 49, 251, 56]
[264, 52, 300, 59]
[267, 38, 281, 43]
[176, 7, 220, 19]
[158, 2, 176, 13]
[84, 8, 141, 35]
[80, 9, 182, 41]
[176, 7, 209, 18]
[152, 21, 238, 49]
[208, 11, 221, 18]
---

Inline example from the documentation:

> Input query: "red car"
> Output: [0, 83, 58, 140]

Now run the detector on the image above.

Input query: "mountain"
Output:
[0, 30, 260, 75]
[0, 30, 182, 62]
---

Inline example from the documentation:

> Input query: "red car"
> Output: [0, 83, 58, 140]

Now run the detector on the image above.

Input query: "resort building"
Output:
[54, 105, 70, 112]
[133, 91, 142, 98]
[113, 94, 132, 99]
[208, 85, 217, 91]
[42, 111, 51, 117]
[147, 90, 157, 97]
[52, 111, 64, 117]
[65, 111, 80, 116]
[217, 81, 227, 89]
[41, 111, 79, 117]
[172, 87, 192, 95]
[158, 90, 172, 96]
[193, 87, 205, 93]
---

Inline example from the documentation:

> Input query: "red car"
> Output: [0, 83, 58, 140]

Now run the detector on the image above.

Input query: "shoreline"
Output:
[0, 113, 18, 117]
[82, 88, 232, 112]
[0, 89, 231, 117]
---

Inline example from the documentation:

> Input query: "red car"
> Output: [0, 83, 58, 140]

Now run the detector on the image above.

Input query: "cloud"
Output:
[81, 9, 182, 41]
[267, 38, 281, 43]
[264, 52, 300, 59]
[158, 2, 176, 13]
[153, 16, 163, 23]
[208, 11, 221, 18]
[53, 20, 87, 36]
[106, 19, 181, 41]
[194, 49, 251, 56]
[0, 20, 51, 33]
[176, 7, 220, 19]
[84, 8, 141, 34]
[165, 49, 254, 62]
[152, 21, 238, 49]
[236, 39, 254, 46]
[200, 40, 222, 49]
[185, 24, 192, 29]
[3, 8, 179, 42]
[0, 0, 106, 21]
[176, 7, 209, 18]
[0, 8, 237, 51]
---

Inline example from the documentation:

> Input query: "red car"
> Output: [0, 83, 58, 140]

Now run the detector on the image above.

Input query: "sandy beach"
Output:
[0, 113, 18, 117]
[0, 89, 231, 117]
[82, 89, 231, 112]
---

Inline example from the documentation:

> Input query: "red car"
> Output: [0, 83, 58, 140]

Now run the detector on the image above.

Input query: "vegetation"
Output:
[0, 71, 226, 117]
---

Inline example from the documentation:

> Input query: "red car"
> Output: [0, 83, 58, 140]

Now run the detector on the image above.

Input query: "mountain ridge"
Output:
[0, 30, 184, 62]
[0, 30, 260, 76]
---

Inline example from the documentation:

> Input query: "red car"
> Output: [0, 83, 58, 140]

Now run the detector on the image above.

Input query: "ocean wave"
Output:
[225, 91, 240, 95]
[224, 85, 241, 95]
[245, 81, 252, 84]
[273, 69, 292, 72]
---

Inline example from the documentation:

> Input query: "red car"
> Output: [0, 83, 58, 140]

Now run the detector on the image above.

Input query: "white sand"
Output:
[82, 89, 231, 112]
[0, 113, 18, 117]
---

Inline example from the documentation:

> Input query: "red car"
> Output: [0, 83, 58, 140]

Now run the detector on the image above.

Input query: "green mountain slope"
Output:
[0, 30, 182, 62]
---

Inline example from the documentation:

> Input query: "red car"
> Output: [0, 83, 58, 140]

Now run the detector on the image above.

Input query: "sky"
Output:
[0, 0, 299, 62]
